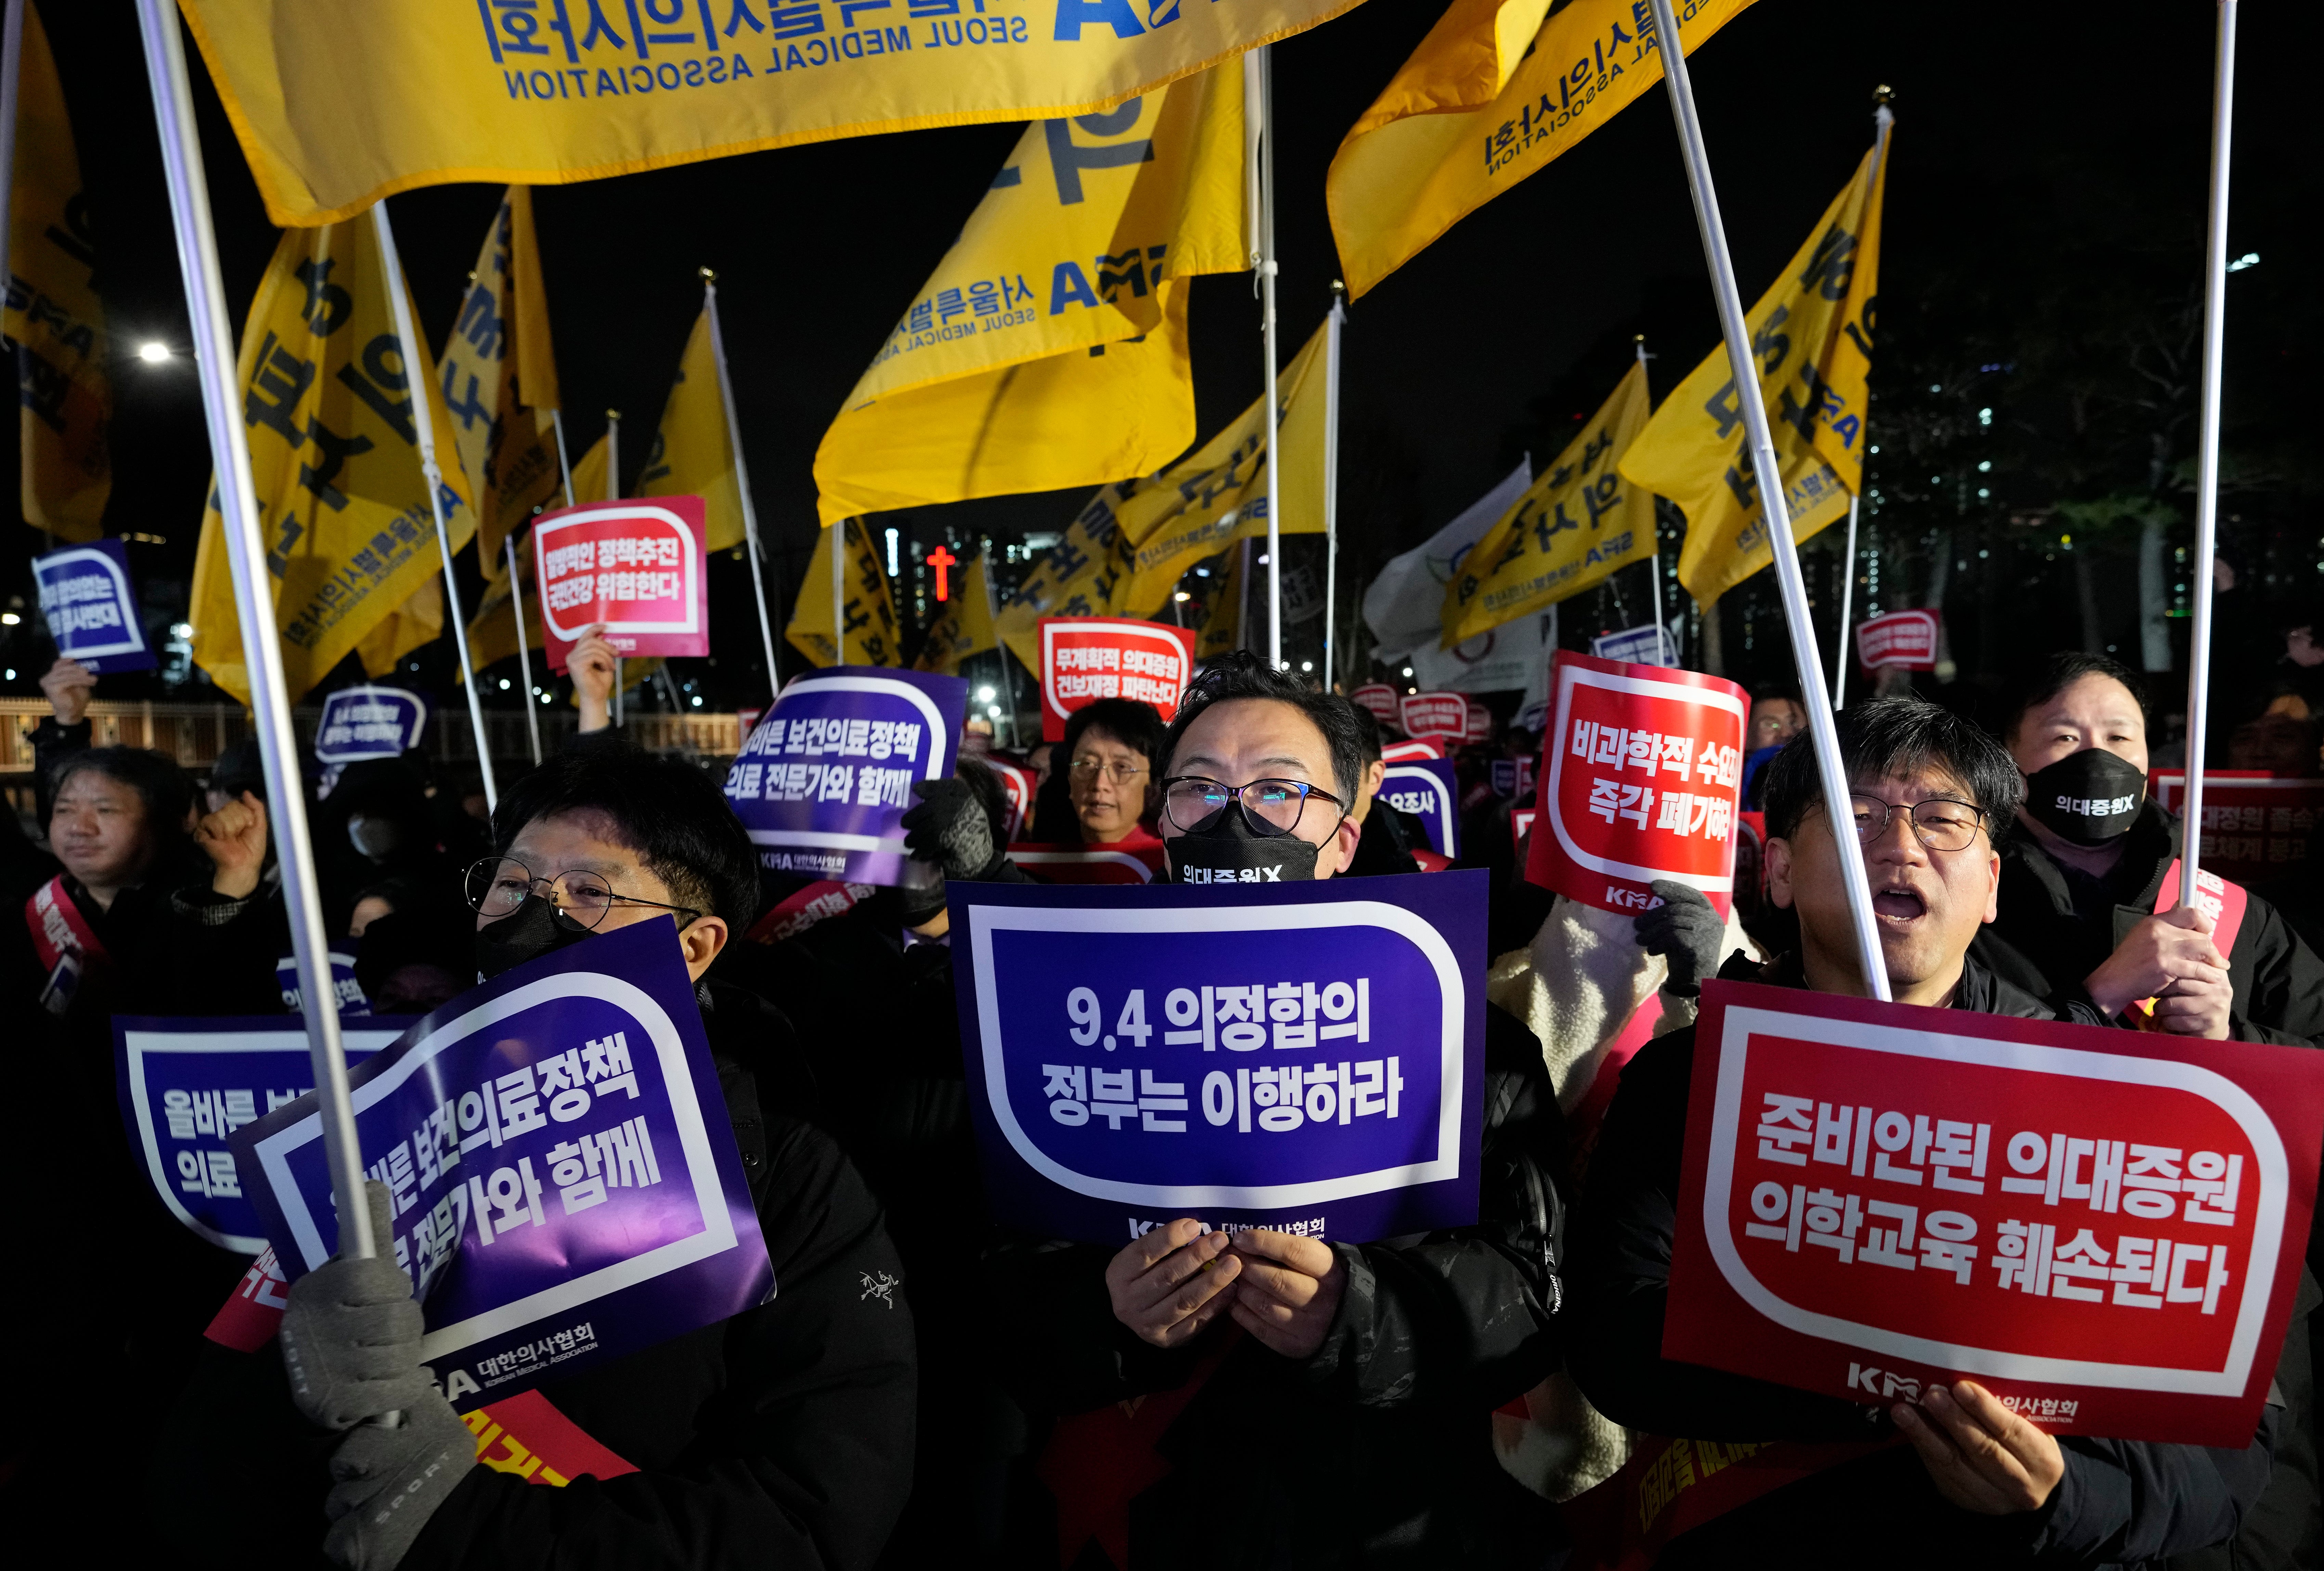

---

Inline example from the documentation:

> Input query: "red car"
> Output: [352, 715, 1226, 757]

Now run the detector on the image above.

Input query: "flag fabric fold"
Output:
[439, 186, 567, 564]
[787, 517, 900, 667]
[639, 308, 747, 552]
[917, 549, 1000, 674]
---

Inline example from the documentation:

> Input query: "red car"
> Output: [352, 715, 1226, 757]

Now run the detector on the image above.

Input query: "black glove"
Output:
[281, 1183, 436, 1432]
[1635, 879, 1725, 997]
[323, 1394, 476, 1570]
[901, 777, 1003, 882]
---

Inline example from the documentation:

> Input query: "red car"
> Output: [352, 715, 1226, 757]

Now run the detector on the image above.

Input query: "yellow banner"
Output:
[787, 516, 900, 666]
[190, 218, 477, 704]
[567, 428, 613, 505]
[637, 306, 746, 550]
[467, 534, 544, 671]
[1328, 0, 1755, 300]
[1443, 358, 1654, 643]
[916, 549, 999, 673]
[356, 574, 446, 679]
[992, 485, 1138, 671]
[815, 67, 1245, 523]
[7, 2, 111, 539]
[441, 187, 568, 563]
[1196, 539, 1247, 660]
[1620, 118, 1888, 606]
[180, 0, 1364, 226]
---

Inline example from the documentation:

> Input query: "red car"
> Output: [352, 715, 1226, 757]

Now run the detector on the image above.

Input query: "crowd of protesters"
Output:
[2, 609, 2321, 1570]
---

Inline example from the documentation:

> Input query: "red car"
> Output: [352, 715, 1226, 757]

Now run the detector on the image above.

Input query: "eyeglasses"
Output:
[1847, 795, 1988, 854]
[464, 856, 701, 931]
[1160, 776, 1345, 838]
[1068, 758, 1148, 784]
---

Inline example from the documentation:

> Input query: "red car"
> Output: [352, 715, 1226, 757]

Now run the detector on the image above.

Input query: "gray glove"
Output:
[322, 1392, 476, 1571]
[280, 1182, 435, 1432]
[900, 776, 1002, 881]
[1635, 879, 1725, 997]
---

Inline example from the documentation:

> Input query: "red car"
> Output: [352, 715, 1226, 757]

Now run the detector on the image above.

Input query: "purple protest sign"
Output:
[230, 920, 771, 1411]
[723, 666, 968, 886]
[33, 538, 156, 673]
[1380, 757, 1461, 859]
[952, 872, 1489, 1246]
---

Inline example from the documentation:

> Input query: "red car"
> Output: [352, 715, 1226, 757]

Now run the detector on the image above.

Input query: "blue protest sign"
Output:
[231, 919, 772, 1410]
[115, 1018, 411, 1252]
[722, 666, 968, 886]
[313, 685, 429, 765]
[33, 539, 155, 673]
[276, 950, 370, 1016]
[1380, 757, 1461, 859]
[1591, 622, 1676, 668]
[952, 873, 1489, 1245]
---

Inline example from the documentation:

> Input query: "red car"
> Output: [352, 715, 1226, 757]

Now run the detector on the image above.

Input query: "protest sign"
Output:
[232, 920, 771, 1412]
[952, 874, 1488, 1245]
[1510, 806, 1538, 858]
[1399, 692, 1469, 743]
[115, 1018, 408, 1252]
[2151, 772, 2323, 885]
[1380, 738, 1443, 764]
[1666, 979, 2324, 1445]
[533, 497, 709, 671]
[33, 539, 154, 673]
[1381, 758, 1461, 861]
[313, 685, 429, 765]
[2155, 860, 2249, 960]
[275, 950, 370, 1016]
[744, 880, 878, 946]
[1593, 622, 1677, 668]
[1008, 839, 1171, 886]
[1855, 609, 1941, 672]
[1483, 755, 1537, 802]
[987, 757, 1034, 841]
[1527, 651, 1747, 916]
[1352, 684, 1400, 730]
[1038, 618, 1198, 742]
[1466, 699, 1494, 742]
[724, 668, 968, 885]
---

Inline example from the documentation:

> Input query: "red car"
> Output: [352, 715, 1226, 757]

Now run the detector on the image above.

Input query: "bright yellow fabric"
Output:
[178, 0, 1363, 226]
[566, 429, 613, 506]
[190, 218, 477, 704]
[1620, 123, 1888, 606]
[1196, 540, 1247, 660]
[354, 574, 445, 679]
[916, 549, 999, 673]
[814, 66, 1246, 524]
[1327, 0, 1755, 299]
[638, 307, 746, 551]
[467, 534, 544, 672]
[440, 187, 567, 562]
[7, 2, 110, 539]
[1442, 359, 1655, 643]
[787, 517, 900, 667]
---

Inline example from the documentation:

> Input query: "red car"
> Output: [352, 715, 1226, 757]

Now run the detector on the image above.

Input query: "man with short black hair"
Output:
[1569, 699, 2303, 1566]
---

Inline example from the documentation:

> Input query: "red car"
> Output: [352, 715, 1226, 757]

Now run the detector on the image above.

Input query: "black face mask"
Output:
[473, 895, 592, 980]
[2023, 749, 2147, 845]
[1165, 809, 1322, 885]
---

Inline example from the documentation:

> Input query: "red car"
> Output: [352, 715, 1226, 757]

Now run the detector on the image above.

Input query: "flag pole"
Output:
[505, 535, 543, 763]
[1832, 495, 1859, 708]
[1323, 289, 1345, 689]
[701, 272, 782, 690]
[372, 201, 497, 810]
[832, 519, 849, 665]
[1646, 0, 1888, 1001]
[602, 410, 622, 725]
[2179, 0, 2238, 897]
[1634, 334, 1669, 663]
[1246, 47, 1283, 671]
[549, 409, 576, 507]
[0, 0, 24, 307]
[135, 0, 373, 1257]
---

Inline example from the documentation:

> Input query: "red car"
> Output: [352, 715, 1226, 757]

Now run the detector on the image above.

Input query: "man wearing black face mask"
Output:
[1974, 651, 2324, 1049]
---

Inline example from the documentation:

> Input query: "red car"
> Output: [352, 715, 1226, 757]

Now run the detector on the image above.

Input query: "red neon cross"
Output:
[927, 545, 957, 601]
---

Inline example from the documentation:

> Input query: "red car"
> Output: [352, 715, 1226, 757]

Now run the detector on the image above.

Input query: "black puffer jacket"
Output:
[1568, 951, 2304, 1568]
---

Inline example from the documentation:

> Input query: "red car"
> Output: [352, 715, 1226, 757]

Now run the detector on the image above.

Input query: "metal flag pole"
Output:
[1832, 494, 1859, 708]
[0, 0, 24, 304]
[135, 0, 373, 1256]
[701, 271, 782, 689]
[832, 518, 849, 665]
[2180, 0, 2239, 896]
[1634, 335, 1669, 662]
[372, 201, 497, 810]
[1322, 288, 1345, 688]
[1647, 0, 1888, 1000]
[505, 534, 542, 763]
[550, 409, 576, 506]
[1245, 46, 1283, 670]
[603, 410, 622, 725]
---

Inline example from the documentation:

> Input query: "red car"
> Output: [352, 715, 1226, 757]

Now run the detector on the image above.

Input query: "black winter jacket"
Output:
[1568, 951, 2300, 1568]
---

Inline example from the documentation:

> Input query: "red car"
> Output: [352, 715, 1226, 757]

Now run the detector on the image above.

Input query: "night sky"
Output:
[3, 0, 2315, 720]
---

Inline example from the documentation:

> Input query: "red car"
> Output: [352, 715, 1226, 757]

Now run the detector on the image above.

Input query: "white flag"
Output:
[1361, 459, 1533, 665]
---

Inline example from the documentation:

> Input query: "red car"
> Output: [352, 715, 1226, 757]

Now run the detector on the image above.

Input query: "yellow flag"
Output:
[1621, 118, 1888, 606]
[190, 219, 477, 704]
[916, 549, 999, 673]
[992, 485, 1139, 672]
[787, 518, 900, 667]
[638, 308, 745, 551]
[6, 2, 111, 539]
[815, 67, 1246, 524]
[467, 535, 544, 671]
[567, 429, 613, 505]
[1197, 542, 1248, 661]
[356, 575, 446, 679]
[1328, 0, 1756, 299]
[179, 0, 1360, 227]
[439, 187, 568, 562]
[1443, 359, 1655, 643]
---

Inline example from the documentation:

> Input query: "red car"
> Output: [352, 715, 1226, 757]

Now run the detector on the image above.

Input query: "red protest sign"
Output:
[1399, 691, 1468, 742]
[1007, 838, 1169, 885]
[1038, 618, 1197, 742]
[1526, 651, 1748, 917]
[533, 497, 709, 672]
[1667, 980, 2324, 1446]
[2151, 771, 2323, 884]
[1855, 609, 1940, 671]
[1510, 806, 1537, 857]
[986, 757, 1034, 841]
[1352, 683, 1400, 730]
[1380, 737, 1443, 764]
[2154, 859, 2248, 960]
[1465, 699, 1494, 741]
